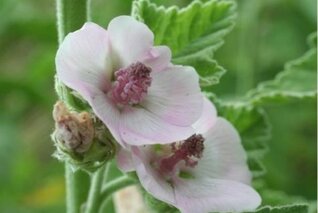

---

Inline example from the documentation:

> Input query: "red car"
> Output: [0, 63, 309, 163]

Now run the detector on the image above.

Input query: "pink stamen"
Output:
[111, 62, 152, 105]
[159, 134, 205, 174]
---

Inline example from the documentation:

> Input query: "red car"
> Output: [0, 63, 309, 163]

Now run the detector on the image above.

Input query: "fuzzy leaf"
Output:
[247, 33, 317, 105]
[132, 0, 236, 87]
[246, 204, 309, 213]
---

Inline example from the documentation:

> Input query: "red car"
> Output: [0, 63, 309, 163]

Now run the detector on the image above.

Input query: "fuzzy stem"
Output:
[235, 0, 261, 95]
[65, 164, 89, 213]
[98, 197, 115, 213]
[56, 0, 89, 44]
[84, 167, 105, 213]
[56, 1, 91, 213]
[98, 163, 115, 213]
[99, 175, 137, 203]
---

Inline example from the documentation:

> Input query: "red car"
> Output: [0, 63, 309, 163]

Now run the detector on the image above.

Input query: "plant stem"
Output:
[56, 1, 91, 212]
[97, 175, 137, 212]
[100, 175, 137, 202]
[103, 161, 111, 183]
[65, 164, 90, 213]
[99, 197, 115, 213]
[98, 162, 114, 213]
[56, 0, 89, 44]
[84, 167, 105, 213]
[235, 0, 261, 95]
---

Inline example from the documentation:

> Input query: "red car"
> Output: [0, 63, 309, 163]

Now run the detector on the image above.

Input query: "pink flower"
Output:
[55, 16, 203, 146]
[118, 98, 261, 213]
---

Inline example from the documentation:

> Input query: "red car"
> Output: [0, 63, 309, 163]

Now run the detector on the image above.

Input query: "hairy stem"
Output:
[56, 0, 89, 44]
[235, 0, 261, 95]
[84, 167, 105, 213]
[99, 197, 115, 213]
[56, 1, 91, 212]
[99, 175, 137, 203]
[65, 164, 90, 213]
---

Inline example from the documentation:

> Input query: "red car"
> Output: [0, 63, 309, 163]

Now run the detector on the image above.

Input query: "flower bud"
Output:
[52, 101, 116, 172]
[53, 101, 94, 153]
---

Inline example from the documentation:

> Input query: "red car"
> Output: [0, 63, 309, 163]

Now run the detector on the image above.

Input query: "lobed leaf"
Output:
[246, 204, 309, 213]
[247, 33, 317, 105]
[132, 0, 236, 87]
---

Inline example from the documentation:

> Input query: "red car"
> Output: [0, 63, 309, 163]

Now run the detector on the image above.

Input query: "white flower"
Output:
[117, 98, 261, 213]
[55, 16, 203, 146]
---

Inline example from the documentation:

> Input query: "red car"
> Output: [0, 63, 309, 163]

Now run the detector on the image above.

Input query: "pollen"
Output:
[111, 62, 152, 105]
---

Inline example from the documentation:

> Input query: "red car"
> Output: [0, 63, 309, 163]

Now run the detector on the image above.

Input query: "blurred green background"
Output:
[0, 0, 316, 212]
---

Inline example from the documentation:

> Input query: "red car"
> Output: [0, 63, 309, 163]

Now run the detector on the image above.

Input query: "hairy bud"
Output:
[53, 101, 94, 153]
[51, 101, 116, 172]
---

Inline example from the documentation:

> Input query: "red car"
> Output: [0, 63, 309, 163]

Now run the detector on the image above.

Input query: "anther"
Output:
[159, 134, 205, 174]
[111, 62, 152, 105]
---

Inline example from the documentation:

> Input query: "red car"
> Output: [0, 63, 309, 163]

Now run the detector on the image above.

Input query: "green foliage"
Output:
[246, 204, 309, 213]
[132, 0, 236, 87]
[260, 189, 312, 207]
[219, 33, 318, 181]
[247, 33, 317, 105]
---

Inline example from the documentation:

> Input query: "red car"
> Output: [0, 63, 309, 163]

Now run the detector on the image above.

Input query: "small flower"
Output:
[117, 98, 261, 213]
[55, 16, 203, 146]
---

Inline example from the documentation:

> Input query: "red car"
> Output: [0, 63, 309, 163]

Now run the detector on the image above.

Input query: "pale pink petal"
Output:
[56, 22, 112, 99]
[116, 147, 135, 172]
[141, 65, 203, 126]
[119, 107, 195, 145]
[192, 97, 217, 134]
[108, 16, 154, 68]
[131, 147, 176, 205]
[174, 178, 261, 213]
[141, 46, 172, 72]
[89, 92, 123, 146]
[193, 118, 252, 185]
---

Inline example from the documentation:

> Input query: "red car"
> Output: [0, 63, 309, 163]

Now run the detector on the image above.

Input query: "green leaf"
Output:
[132, 0, 236, 87]
[247, 156, 266, 178]
[246, 204, 309, 213]
[258, 189, 317, 213]
[260, 189, 311, 206]
[209, 95, 271, 177]
[174, 53, 226, 88]
[247, 33, 317, 105]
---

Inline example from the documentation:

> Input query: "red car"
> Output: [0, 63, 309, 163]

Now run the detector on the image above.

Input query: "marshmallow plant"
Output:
[52, 0, 317, 213]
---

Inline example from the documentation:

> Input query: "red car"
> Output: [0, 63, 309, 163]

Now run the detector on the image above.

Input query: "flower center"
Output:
[111, 62, 152, 105]
[158, 134, 205, 175]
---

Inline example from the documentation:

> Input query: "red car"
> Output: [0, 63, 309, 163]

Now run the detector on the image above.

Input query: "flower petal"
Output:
[141, 46, 172, 72]
[192, 97, 217, 134]
[116, 147, 135, 172]
[131, 146, 176, 206]
[108, 16, 154, 68]
[193, 117, 252, 185]
[89, 92, 123, 146]
[141, 65, 203, 127]
[120, 107, 195, 145]
[56, 22, 112, 99]
[174, 178, 261, 213]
